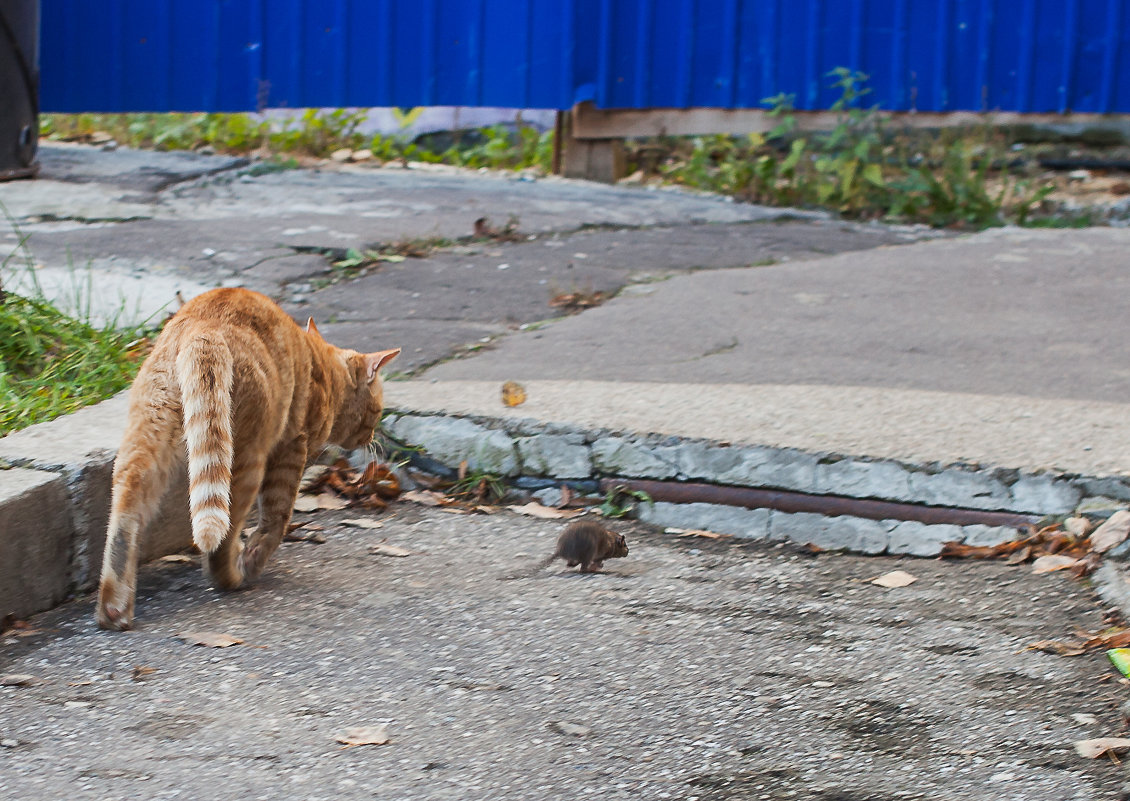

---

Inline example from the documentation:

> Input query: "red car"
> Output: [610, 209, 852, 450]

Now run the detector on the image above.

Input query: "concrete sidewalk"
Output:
[5, 142, 1130, 620]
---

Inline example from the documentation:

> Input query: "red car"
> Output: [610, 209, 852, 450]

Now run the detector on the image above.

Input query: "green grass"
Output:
[0, 218, 152, 438]
[0, 291, 149, 437]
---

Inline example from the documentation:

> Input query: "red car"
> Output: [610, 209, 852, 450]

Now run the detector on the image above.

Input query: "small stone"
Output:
[0, 739, 17, 748]
[549, 721, 590, 737]
[1068, 169, 1092, 182]
[330, 148, 354, 163]
[351, 149, 373, 162]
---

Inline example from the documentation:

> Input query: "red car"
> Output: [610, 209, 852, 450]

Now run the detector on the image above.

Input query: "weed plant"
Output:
[647, 68, 1056, 229]
[41, 110, 554, 171]
[42, 82, 1069, 230]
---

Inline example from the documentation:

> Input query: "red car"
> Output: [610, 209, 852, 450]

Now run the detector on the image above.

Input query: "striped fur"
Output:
[95, 288, 399, 630]
[175, 337, 234, 554]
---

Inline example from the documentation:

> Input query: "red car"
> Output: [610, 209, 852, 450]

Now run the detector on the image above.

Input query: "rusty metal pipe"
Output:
[598, 478, 1039, 529]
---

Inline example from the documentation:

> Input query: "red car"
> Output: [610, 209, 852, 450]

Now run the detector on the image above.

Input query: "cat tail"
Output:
[175, 336, 235, 554]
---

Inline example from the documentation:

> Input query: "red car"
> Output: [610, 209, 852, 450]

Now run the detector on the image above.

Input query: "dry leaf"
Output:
[871, 570, 918, 588]
[369, 543, 413, 558]
[501, 381, 527, 407]
[1005, 545, 1032, 565]
[177, 631, 244, 648]
[666, 527, 732, 540]
[1026, 640, 1086, 656]
[1063, 517, 1093, 537]
[335, 724, 391, 747]
[132, 666, 158, 681]
[292, 495, 320, 512]
[402, 490, 449, 507]
[300, 464, 332, 492]
[1032, 554, 1079, 574]
[508, 502, 583, 520]
[1091, 511, 1130, 553]
[340, 518, 384, 530]
[549, 721, 591, 737]
[1074, 737, 1130, 759]
[313, 493, 348, 510]
[158, 554, 196, 564]
[283, 530, 327, 544]
[1082, 629, 1130, 649]
[0, 674, 37, 687]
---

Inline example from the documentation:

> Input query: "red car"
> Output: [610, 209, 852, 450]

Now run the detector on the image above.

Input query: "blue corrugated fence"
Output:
[38, 0, 1130, 114]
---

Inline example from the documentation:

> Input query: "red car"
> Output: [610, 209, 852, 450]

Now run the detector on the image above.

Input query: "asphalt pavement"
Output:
[3, 142, 1130, 798]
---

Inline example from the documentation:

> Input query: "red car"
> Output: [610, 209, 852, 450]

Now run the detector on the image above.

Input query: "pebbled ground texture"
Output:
[0, 505, 1124, 800]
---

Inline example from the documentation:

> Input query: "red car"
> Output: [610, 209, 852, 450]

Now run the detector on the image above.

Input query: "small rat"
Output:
[548, 520, 629, 573]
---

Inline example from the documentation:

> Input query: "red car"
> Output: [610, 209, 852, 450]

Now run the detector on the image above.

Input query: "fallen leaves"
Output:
[296, 459, 402, 512]
[1025, 628, 1130, 657]
[940, 516, 1126, 578]
[1031, 554, 1079, 574]
[665, 527, 733, 540]
[550, 289, 607, 312]
[501, 380, 527, 407]
[0, 674, 37, 687]
[340, 518, 384, 530]
[283, 522, 327, 544]
[1091, 510, 1130, 553]
[369, 542, 413, 558]
[1109, 648, 1130, 677]
[870, 570, 918, 588]
[401, 489, 448, 507]
[293, 493, 346, 512]
[472, 215, 521, 243]
[335, 724, 391, 747]
[1026, 640, 1087, 657]
[548, 721, 591, 737]
[132, 666, 158, 682]
[1074, 737, 1130, 759]
[508, 502, 584, 520]
[177, 632, 244, 648]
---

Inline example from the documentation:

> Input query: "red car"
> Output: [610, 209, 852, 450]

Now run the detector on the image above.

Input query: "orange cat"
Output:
[96, 288, 399, 630]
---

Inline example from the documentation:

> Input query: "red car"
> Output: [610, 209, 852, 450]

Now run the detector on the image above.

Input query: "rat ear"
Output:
[364, 348, 401, 382]
[305, 317, 323, 339]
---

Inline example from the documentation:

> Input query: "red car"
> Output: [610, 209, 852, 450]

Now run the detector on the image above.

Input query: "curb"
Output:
[3, 393, 1127, 622]
[0, 394, 192, 620]
[382, 409, 1130, 557]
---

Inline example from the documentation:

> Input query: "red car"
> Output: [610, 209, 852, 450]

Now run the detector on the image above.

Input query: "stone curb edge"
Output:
[3, 394, 1127, 622]
[0, 396, 192, 621]
[382, 408, 1130, 558]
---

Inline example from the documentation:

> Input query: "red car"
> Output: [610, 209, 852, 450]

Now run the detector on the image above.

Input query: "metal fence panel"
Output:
[38, 0, 1130, 114]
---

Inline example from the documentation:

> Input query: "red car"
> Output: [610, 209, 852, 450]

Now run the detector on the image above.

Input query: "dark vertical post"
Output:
[0, 0, 39, 181]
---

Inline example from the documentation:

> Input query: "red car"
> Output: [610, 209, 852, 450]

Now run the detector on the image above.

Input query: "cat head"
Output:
[309, 318, 400, 450]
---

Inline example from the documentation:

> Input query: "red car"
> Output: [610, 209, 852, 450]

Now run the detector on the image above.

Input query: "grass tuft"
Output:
[0, 212, 153, 437]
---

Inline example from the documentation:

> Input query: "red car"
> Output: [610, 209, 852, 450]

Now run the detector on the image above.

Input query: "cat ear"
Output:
[364, 348, 401, 382]
[305, 317, 323, 339]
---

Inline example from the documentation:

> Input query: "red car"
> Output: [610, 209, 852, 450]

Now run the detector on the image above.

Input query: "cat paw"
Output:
[95, 602, 132, 631]
[96, 577, 134, 630]
[237, 545, 262, 584]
